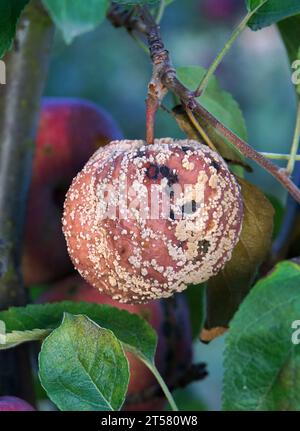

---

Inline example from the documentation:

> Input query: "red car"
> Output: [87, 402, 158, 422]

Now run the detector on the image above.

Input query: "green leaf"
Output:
[42, 0, 110, 44]
[184, 284, 206, 339]
[0, 328, 51, 350]
[247, 0, 300, 30]
[177, 66, 247, 141]
[278, 15, 300, 65]
[0, 301, 156, 364]
[176, 66, 250, 170]
[223, 261, 300, 411]
[202, 178, 274, 340]
[0, 0, 29, 58]
[39, 313, 129, 411]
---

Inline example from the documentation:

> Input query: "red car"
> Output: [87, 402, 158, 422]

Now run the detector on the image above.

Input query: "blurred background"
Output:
[43, 0, 298, 410]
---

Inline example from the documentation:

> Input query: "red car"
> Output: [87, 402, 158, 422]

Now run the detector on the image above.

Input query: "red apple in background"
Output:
[22, 98, 122, 285]
[0, 396, 35, 411]
[38, 274, 193, 411]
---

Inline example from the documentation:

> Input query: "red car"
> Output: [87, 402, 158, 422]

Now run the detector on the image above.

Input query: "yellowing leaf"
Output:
[201, 178, 274, 340]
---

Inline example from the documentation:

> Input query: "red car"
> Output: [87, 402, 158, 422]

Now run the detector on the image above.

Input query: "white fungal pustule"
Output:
[62, 138, 244, 304]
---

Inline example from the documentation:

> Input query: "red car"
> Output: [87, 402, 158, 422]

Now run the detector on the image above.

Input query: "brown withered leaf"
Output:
[201, 327, 227, 343]
[172, 105, 202, 141]
[200, 177, 274, 342]
[172, 105, 252, 172]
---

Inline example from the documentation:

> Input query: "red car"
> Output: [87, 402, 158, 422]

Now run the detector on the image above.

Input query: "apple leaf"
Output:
[201, 178, 274, 341]
[0, 328, 51, 350]
[39, 313, 129, 411]
[42, 0, 110, 44]
[247, 0, 300, 30]
[278, 15, 300, 65]
[176, 66, 250, 171]
[0, 0, 29, 58]
[0, 301, 156, 364]
[223, 261, 300, 411]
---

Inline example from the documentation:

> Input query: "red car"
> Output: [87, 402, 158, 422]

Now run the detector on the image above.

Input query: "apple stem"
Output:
[143, 361, 179, 411]
[142, 5, 169, 145]
[0, 0, 54, 401]
[146, 93, 159, 145]
[126, 362, 207, 406]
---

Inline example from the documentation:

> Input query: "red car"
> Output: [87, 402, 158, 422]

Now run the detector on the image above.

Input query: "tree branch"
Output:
[107, 4, 300, 205]
[0, 0, 54, 400]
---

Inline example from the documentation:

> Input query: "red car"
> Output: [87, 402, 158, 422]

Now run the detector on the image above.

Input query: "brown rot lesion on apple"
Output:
[62, 138, 243, 304]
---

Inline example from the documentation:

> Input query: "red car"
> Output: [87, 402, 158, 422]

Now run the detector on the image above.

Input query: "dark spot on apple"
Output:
[160, 165, 170, 177]
[146, 164, 159, 180]
[198, 239, 210, 254]
[159, 165, 178, 186]
[183, 200, 197, 215]
[119, 247, 127, 255]
[211, 160, 220, 171]
[134, 149, 146, 159]
[168, 173, 178, 187]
